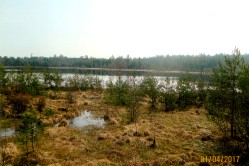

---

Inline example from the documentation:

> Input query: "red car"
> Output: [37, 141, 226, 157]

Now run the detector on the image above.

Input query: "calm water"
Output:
[5, 67, 212, 88]
[62, 74, 179, 88]
[0, 128, 15, 137]
[69, 110, 105, 128]
[1, 111, 104, 137]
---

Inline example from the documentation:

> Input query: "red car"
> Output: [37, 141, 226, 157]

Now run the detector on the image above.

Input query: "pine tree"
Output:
[212, 48, 244, 138]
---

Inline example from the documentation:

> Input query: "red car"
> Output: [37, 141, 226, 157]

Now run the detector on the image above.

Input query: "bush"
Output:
[104, 76, 129, 105]
[65, 74, 81, 90]
[17, 111, 44, 153]
[10, 93, 31, 116]
[12, 66, 43, 95]
[42, 69, 63, 90]
[0, 64, 7, 94]
[140, 76, 159, 110]
[176, 75, 197, 109]
[66, 90, 74, 104]
[159, 78, 177, 112]
[65, 74, 103, 91]
[125, 76, 141, 123]
[44, 108, 54, 117]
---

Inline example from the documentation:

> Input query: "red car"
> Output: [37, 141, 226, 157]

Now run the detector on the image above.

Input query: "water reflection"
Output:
[69, 110, 105, 128]
[0, 128, 15, 137]
[62, 74, 179, 89]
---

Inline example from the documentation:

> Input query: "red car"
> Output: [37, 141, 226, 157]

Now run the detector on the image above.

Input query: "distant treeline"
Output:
[1, 54, 249, 72]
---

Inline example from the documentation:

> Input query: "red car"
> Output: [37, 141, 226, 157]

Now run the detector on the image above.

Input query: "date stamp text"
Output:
[200, 156, 240, 163]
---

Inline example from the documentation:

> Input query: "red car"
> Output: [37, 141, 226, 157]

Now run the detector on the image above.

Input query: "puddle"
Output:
[69, 110, 105, 128]
[0, 128, 15, 137]
[0, 111, 104, 135]
[89, 98, 100, 102]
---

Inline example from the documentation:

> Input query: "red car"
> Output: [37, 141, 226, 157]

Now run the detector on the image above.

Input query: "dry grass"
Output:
[0, 90, 227, 165]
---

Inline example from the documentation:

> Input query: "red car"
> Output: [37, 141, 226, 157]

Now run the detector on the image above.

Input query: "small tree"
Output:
[66, 89, 74, 104]
[42, 69, 53, 89]
[237, 65, 249, 159]
[91, 76, 102, 90]
[176, 75, 196, 109]
[195, 77, 207, 107]
[104, 76, 129, 105]
[159, 78, 177, 112]
[13, 66, 42, 95]
[140, 76, 159, 111]
[79, 75, 90, 90]
[42, 69, 63, 90]
[17, 111, 44, 153]
[66, 73, 81, 91]
[125, 76, 140, 123]
[53, 70, 63, 90]
[0, 64, 7, 94]
[238, 65, 249, 137]
[206, 48, 249, 164]
[212, 48, 243, 138]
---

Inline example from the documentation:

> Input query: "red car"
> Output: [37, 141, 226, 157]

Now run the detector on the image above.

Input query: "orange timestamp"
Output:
[200, 156, 240, 163]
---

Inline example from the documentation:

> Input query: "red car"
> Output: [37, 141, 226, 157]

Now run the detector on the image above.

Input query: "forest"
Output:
[1, 53, 249, 72]
[0, 49, 249, 165]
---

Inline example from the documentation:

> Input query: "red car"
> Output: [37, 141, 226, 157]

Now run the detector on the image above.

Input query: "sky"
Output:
[0, 0, 249, 58]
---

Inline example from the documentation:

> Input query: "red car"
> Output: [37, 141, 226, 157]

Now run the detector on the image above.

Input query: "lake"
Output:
[61, 74, 179, 88]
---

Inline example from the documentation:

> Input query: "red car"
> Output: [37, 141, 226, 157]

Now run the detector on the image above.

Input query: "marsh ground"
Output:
[0, 90, 229, 166]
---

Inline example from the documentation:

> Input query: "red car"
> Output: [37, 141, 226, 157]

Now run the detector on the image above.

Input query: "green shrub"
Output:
[104, 76, 129, 105]
[44, 108, 55, 117]
[140, 76, 159, 110]
[17, 111, 44, 153]
[159, 78, 177, 112]
[176, 75, 197, 109]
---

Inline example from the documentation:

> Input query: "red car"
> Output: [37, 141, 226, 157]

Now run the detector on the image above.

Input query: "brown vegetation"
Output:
[0, 90, 226, 165]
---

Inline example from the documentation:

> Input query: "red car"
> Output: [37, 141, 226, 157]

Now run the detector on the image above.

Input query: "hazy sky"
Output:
[0, 0, 249, 58]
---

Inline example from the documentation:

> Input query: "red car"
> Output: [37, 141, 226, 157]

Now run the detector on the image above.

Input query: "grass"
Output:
[0, 90, 226, 165]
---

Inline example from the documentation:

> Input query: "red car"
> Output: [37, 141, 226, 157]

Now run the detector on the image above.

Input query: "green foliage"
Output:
[159, 78, 177, 112]
[66, 73, 81, 90]
[66, 89, 74, 104]
[79, 75, 91, 90]
[2, 53, 249, 72]
[10, 66, 43, 95]
[211, 48, 244, 138]
[17, 111, 44, 153]
[79, 75, 102, 90]
[140, 76, 159, 110]
[125, 76, 141, 123]
[65, 74, 102, 91]
[176, 75, 196, 109]
[104, 76, 129, 105]
[195, 78, 207, 107]
[204, 89, 223, 116]
[44, 108, 55, 117]
[88, 75, 102, 90]
[42, 69, 63, 90]
[237, 65, 249, 145]
[206, 48, 249, 163]
[0, 64, 7, 94]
